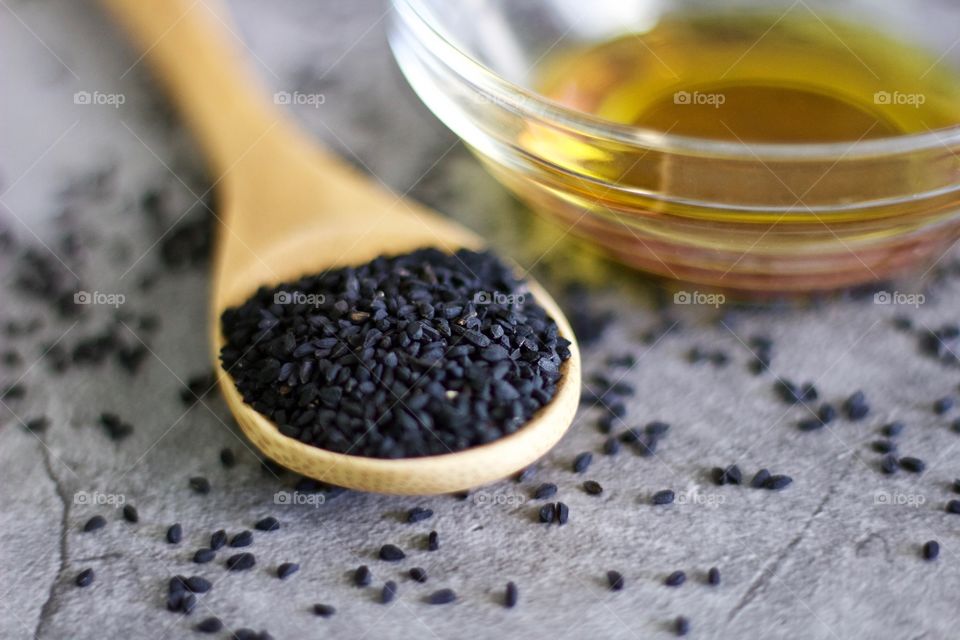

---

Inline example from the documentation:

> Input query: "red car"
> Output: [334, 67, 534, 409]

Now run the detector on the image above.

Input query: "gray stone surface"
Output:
[2, 1, 960, 638]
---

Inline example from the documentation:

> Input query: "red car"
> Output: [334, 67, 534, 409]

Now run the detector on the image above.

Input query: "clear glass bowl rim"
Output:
[393, 0, 960, 161]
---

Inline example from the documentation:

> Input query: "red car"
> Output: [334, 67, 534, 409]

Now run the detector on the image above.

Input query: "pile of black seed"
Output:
[220, 248, 571, 458]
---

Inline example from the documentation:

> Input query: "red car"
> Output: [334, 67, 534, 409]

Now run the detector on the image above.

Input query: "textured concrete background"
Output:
[2, 1, 960, 638]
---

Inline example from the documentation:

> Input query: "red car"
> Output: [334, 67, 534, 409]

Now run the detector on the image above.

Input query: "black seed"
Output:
[194, 549, 215, 564]
[226, 553, 256, 571]
[750, 469, 771, 488]
[675, 616, 690, 636]
[195, 617, 222, 633]
[713, 465, 742, 486]
[427, 589, 456, 604]
[230, 530, 253, 547]
[379, 544, 405, 561]
[166, 523, 183, 544]
[872, 440, 897, 454]
[233, 630, 260, 640]
[515, 466, 537, 483]
[573, 452, 593, 473]
[797, 418, 824, 432]
[122, 505, 139, 523]
[900, 457, 926, 473]
[533, 483, 558, 500]
[188, 476, 211, 494]
[843, 391, 869, 420]
[538, 504, 556, 523]
[185, 576, 212, 593]
[665, 571, 686, 587]
[505, 581, 518, 608]
[652, 490, 675, 505]
[313, 603, 336, 617]
[947, 500, 960, 514]
[75, 568, 94, 587]
[169, 575, 187, 594]
[254, 516, 280, 532]
[407, 507, 433, 523]
[923, 540, 940, 560]
[607, 571, 624, 591]
[180, 592, 197, 614]
[555, 502, 569, 525]
[409, 567, 428, 583]
[210, 529, 227, 550]
[427, 531, 439, 552]
[952, 417, 960, 434]
[603, 436, 621, 456]
[219, 447, 236, 468]
[934, 397, 955, 415]
[83, 515, 107, 533]
[277, 562, 300, 579]
[381, 580, 398, 604]
[817, 403, 837, 424]
[707, 567, 720, 585]
[765, 475, 793, 491]
[880, 454, 900, 474]
[354, 565, 372, 587]
[583, 480, 603, 495]
[166, 591, 183, 612]
[883, 421, 905, 437]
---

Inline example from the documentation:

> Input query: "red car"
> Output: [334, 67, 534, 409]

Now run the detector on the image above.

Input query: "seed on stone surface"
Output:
[427, 589, 457, 604]
[75, 568, 94, 587]
[765, 475, 793, 491]
[882, 422, 904, 437]
[210, 529, 227, 550]
[843, 391, 869, 420]
[313, 604, 336, 617]
[713, 465, 742, 486]
[233, 629, 260, 640]
[707, 567, 721, 585]
[354, 565, 372, 587]
[255, 516, 280, 532]
[515, 467, 537, 483]
[900, 457, 926, 473]
[953, 479, 960, 494]
[583, 480, 603, 495]
[652, 490, 675, 505]
[407, 507, 433, 523]
[122, 505, 139, 523]
[675, 616, 690, 636]
[555, 502, 569, 525]
[193, 549, 215, 564]
[505, 582, 518, 608]
[379, 544, 405, 562]
[189, 476, 211, 494]
[934, 397, 955, 415]
[573, 452, 593, 473]
[607, 571, 624, 591]
[946, 500, 960, 514]
[230, 530, 253, 547]
[167, 523, 183, 544]
[797, 418, 823, 432]
[185, 576, 212, 593]
[538, 504, 556, 523]
[195, 617, 222, 633]
[409, 567, 427, 583]
[923, 540, 940, 560]
[880, 454, 900, 475]
[665, 571, 686, 587]
[381, 581, 398, 604]
[872, 440, 897, 454]
[427, 531, 439, 552]
[83, 515, 107, 533]
[603, 437, 621, 456]
[750, 469, 771, 488]
[277, 562, 300, 579]
[534, 483, 558, 500]
[219, 447, 236, 468]
[817, 404, 836, 424]
[226, 553, 256, 571]
[166, 591, 183, 612]
[180, 592, 198, 614]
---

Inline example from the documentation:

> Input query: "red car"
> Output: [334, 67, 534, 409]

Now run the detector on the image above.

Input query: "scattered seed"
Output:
[765, 475, 793, 491]
[872, 440, 897, 454]
[219, 447, 236, 468]
[185, 576, 212, 593]
[817, 403, 836, 424]
[880, 454, 900, 474]
[407, 507, 433, 523]
[603, 437, 621, 456]
[505, 581, 518, 608]
[713, 465, 742, 486]
[583, 480, 603, 495]
[277, 562, 300, 579]
[555, 502, 569, 525]
[534, 483, 558, 500]
[382, 581, 398, 604]
[75, 568, 94, 587]
[946, 500, 960, 514]
[83, 515, 106, 533]
[230, 530, 253, 547]
[379, 544, 405, 562]
[797, 418, 823, 432]
[843, 391, 869, 420]
[675, 616, 690, 636]
[652, 490, 675, 505]
[427, 589, 457, 604]
[354, 565, 372, 587]
[883, 422, 905, 437]
[210, 529, 227, 550]
[750, 469, 771, 488]
[188, 476, 211, 494]
[194, 549, 216, 564]
[121, 504, 138, 523]
[226, 553, 256, 571]
[515, 467, 537, 483]
[573, 452, 593, 474]
[934, 396, 955, 415]
[180, 593, 197, 614]
[607, 571, 624, 591]
[166, 523, 182, 544]
[900, 457, 926, 473]
[254, 516, 280, 532]
[923, 540, 940, 561]
[409, 567, 428, 583]
[707, 567, 720, 586]
[313, 604, 336, 617]
[195, 617, 222, 633]
[538, 504, 556, 523]
[427, 531, 439, 552]
[665, 571, 686, 587]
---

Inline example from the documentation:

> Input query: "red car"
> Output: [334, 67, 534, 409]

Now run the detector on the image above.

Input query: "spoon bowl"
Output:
[104, 0, 581, 494]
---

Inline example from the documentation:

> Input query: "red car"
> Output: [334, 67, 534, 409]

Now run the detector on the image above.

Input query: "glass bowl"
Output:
[388, 0, 960, 296]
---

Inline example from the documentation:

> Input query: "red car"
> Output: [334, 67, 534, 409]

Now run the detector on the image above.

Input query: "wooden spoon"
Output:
[103, 0, 581, 494]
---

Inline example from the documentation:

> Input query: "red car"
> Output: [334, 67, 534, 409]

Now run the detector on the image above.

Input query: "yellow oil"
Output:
[536, 13, 960, 143]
